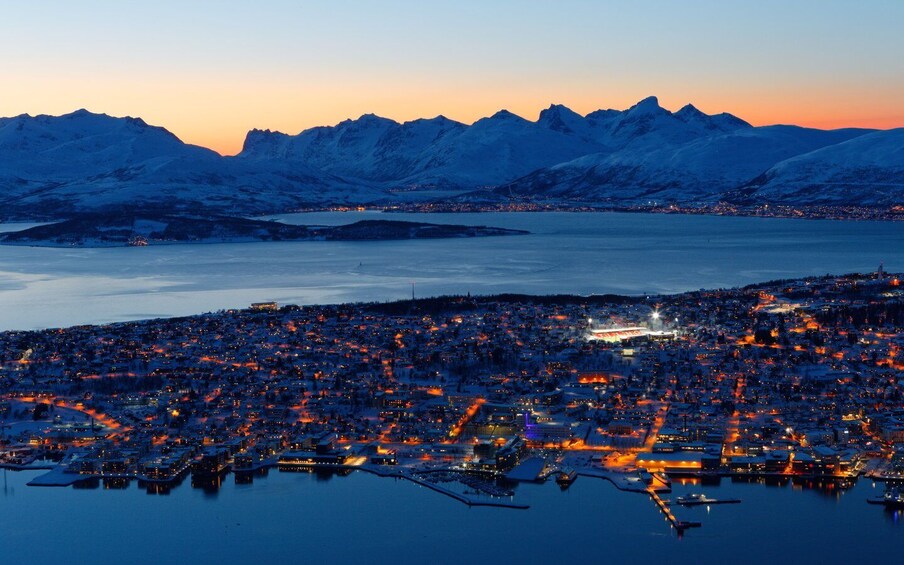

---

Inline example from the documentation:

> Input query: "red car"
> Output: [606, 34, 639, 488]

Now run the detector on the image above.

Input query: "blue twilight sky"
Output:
[1, 0, 901, 154]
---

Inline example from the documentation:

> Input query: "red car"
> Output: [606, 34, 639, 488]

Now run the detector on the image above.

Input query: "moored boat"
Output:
[867, 487, 904, 509]
[676, 493, 741, 506]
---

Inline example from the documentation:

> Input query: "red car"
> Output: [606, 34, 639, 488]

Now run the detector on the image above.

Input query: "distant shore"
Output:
[379, 202, 904, 222]
[3, 202, 903, 226]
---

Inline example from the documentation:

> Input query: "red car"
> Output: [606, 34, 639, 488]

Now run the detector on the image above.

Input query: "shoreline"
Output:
[2, 203, 904, 226]
[0, 269, 879, 336]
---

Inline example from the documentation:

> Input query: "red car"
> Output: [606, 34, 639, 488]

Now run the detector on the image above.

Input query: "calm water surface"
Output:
[0, 212, 901, 331]
[0, 468, 901, 563]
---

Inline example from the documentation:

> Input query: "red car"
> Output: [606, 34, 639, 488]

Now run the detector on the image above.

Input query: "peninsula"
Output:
[0, 214, 527, 247]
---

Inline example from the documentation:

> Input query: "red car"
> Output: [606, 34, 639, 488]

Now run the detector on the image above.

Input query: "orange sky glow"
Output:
[1, 1, 901, 155]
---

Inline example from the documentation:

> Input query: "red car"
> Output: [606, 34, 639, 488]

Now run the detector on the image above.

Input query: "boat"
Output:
[675, 493, 741, 506]
[556, 467, 577, 487]
[867, 487, 904, 509]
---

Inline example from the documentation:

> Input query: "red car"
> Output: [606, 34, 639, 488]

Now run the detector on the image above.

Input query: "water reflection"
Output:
[234, 467, 270, 486]
[1, 469, 12, 497]
[192, 472, 226, 495]
[73, 477, 100, 490]
[885, 508, 903, 525]
[2, 467, 903, 562]
[103, 477, 130, 490]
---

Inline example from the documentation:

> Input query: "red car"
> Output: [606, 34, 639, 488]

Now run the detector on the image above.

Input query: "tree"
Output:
[33, 403, 50, 420]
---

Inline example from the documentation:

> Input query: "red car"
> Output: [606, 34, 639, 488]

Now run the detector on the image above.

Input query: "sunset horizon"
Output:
[7, 94, 904, 156]
[2, 0, 901, 155]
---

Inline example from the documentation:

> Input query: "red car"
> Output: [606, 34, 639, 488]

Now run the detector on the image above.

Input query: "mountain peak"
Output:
[538, 104, 584, 133]
[421, 114, 459, 125]
[67, 108, 96, 118]
[675, 104, 751, 131]
[58, 108, 113, 122]
[627, 96, 664, 114]
[538, 103, 579, 118]
[489, 109, 522, 120]
[247, 127, 286, 136]
[675, 103, 706, 119]
[543, 103, 574, 113]
[470, 109, 530, 129]
[241, 128, 289, 153]
[337, 113, 398, 129]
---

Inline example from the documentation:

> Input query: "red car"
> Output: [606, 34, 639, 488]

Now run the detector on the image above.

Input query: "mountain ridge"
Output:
[0, 99, 899, 220]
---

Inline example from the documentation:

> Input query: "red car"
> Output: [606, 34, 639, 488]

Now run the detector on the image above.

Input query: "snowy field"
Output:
[0, 211, 901, 331]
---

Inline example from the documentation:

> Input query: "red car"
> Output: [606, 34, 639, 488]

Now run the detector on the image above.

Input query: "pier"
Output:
[404, 473, 530, 509]
[675, 496, 741, 507]
[647, 487, 701, 532]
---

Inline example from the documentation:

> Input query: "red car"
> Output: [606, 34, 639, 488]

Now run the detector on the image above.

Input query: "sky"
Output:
[1, 0, 902, 155]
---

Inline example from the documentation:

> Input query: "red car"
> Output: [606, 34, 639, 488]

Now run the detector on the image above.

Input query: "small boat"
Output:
[867, 487, 904, 509]
[556, 467, 577, 487]
[675, 493, 741, 506]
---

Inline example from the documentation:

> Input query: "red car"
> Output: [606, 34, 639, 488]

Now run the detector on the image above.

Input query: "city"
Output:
[2, 269, 903, 531]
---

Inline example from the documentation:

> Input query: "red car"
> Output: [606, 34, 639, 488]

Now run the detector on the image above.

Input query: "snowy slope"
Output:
[240, 108, 607, 188]
[238, 97, 754, 191]
[496, 122, 875, 204]
[0, 109, 216, 179]
[730, 128, 904, 205]
[0, 110, 383, 218]
[241, 114, 468, 183]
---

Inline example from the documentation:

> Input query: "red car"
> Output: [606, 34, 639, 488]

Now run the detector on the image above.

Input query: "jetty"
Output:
[648, 487, 701, 532]
[404, 473, 529, 509]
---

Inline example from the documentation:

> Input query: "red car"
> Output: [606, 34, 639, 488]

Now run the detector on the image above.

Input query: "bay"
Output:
[0, 468, 900, 563]
[0, 211, 901, 331]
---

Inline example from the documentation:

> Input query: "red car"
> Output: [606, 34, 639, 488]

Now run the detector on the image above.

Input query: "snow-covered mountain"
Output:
[237, 96, 760, 192]
[0, 99, 899, 220]
[239, 106, 611, 188]
[729, 128, 904, 206]
[496, 123, 873, 204]
[0, 110, 382, 219]
[242, 95, 893, 206]
[488, 97, 881, 204]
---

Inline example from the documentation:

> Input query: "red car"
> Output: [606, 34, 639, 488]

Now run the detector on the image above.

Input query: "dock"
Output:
[675, 497, 741, 507]
[27, 466, 90, 487]
[648, 487, 701, 532]
[404, 473, 529, 509]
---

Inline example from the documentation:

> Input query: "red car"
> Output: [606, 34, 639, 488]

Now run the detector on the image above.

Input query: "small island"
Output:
[0, 214, 528, 247]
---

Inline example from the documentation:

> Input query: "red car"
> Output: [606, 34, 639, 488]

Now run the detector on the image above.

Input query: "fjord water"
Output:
[2, 211, 904, 562]
[0, 211, 902, 331]
[1, 468, 901, 563]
